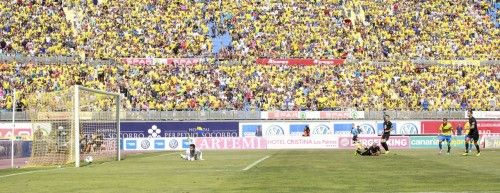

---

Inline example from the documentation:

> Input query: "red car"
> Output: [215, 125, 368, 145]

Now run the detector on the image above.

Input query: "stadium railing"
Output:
[0, 110, 490, 121]
[0, 54, 117, 65]
[2, 54, 500, 66]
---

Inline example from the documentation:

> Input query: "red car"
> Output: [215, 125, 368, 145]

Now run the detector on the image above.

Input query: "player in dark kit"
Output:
[356, 142, 382, 156]
[463, 110, 481, 156]
[381, 115, 392, 154]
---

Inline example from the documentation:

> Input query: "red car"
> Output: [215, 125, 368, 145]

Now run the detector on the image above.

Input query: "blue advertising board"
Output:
[122, 137, 190, 151]
[334, 123, 352, 134]
[334, 122, 396, 135]
[289, 124, 308, 136]
[154, 139, 165, 150]
[241, 125, 263, 137]
[377, 123, 397, 135]
[125, 139, 137, 150]
[120, 122, 239, 138]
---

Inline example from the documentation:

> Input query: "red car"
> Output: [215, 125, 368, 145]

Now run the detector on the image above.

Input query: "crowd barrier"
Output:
[2, 120, 500, 140]
[7, 135, 497, 153]
[1, 120, 499, 153]
[120, 119, 500, 151]
[3, 110, 500, 121]
[123, 135, 500, 151]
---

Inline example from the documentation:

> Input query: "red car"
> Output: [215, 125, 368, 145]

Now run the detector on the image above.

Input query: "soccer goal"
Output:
[27, 86, 121, 167]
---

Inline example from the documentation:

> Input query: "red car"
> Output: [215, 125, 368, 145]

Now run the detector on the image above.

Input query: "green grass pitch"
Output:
[0, 149, 499, 193]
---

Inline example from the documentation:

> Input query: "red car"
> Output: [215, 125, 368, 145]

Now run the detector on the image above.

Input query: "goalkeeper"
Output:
[180, 144, 203, 161]
[438, 118, 454, 155]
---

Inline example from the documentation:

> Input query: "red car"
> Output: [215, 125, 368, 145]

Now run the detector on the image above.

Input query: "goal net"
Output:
[27, 86, 121, 167]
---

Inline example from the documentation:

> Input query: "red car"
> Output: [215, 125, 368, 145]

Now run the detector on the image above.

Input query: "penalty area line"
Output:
[0, 167, 65, 178]
[242, 155, 270, 171]
[141, 152, 180, 159]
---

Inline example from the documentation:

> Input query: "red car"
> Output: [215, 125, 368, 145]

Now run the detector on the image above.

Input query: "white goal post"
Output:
[27, 85, 122, 168]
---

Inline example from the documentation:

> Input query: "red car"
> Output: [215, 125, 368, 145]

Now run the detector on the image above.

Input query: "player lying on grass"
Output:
[180, 144, 204, 161]
[355, 142, 381, 156]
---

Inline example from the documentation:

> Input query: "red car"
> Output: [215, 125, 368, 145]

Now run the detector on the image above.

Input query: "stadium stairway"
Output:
[62, 6, 82, 36]
[62, 3, 87, 60]
[343, 0, 365, 45]
[211, 32, 232, 54]
[207, 12, 233, 54]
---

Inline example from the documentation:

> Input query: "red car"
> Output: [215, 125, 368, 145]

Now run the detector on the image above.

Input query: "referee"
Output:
[463, 110, 481, 156]
[381, 115, 392, 154]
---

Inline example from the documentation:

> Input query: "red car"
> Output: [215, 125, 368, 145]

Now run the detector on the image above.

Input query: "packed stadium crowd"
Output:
[0, 0, 76, 56]
[1, 62, 499, 111]
[1, 0, 498, 59]
[0, 0, 499, 112]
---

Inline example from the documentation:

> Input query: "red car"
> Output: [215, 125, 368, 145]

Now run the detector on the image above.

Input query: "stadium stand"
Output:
[0, 62, 499, 112]
[0, 0, 499, 112]
[0, 1, 76, 56]
[1, 0, 498, 59]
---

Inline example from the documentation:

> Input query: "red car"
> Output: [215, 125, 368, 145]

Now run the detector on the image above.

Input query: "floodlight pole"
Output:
[11, 89, 16, 169]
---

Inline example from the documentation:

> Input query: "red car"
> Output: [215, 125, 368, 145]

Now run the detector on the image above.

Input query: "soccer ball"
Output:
[0, 146, 5, 154]
[85, 156, 93, 163]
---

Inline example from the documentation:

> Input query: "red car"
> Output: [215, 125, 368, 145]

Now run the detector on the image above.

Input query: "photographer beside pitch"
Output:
[438, 118, 454, 155]
[351, 124, 361, 142]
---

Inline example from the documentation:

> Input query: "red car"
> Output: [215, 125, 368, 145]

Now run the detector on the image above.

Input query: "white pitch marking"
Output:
[0, 152, 179, 178]
[142, 152, 180, 159]
[415, 192, 499, 193]
[242, 155, 270, 171]
[139, 152, 179, 159]
[0, 168, 65, 178]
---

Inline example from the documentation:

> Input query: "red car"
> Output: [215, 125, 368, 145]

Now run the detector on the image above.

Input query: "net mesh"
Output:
[27, 87, 119, 167]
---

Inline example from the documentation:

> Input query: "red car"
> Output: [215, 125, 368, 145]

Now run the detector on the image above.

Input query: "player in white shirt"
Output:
[180, 144, 203, 161]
